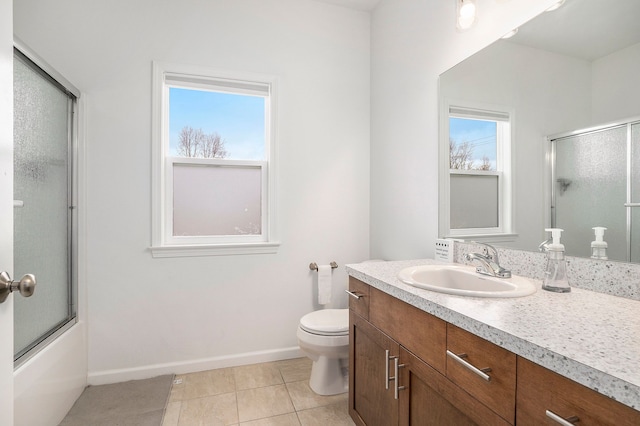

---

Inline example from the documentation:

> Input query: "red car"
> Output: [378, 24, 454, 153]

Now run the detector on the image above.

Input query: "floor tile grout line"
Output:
[232, 368, 240, 425]
[166, 358, 337, 425]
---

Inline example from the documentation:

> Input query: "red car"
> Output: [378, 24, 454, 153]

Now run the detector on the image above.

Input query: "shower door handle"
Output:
[624, 203, 640, 207]
[0, 271, 36, 303]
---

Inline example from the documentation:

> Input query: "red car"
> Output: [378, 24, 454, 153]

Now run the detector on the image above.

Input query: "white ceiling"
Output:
[313, 0, 640, 61]
[511, 0, 640, 61]
[311, 0, 381, 12]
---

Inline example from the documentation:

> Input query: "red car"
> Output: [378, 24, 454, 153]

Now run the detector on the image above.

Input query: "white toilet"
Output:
[297, 308, 349, 395]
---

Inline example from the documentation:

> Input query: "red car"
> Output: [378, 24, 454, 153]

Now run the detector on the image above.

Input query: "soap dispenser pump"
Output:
[542, 228, 571, 293]
[591, 227, 608, 260]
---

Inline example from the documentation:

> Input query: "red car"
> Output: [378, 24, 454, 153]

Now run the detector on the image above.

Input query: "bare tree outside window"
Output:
[177, 125, 228, 158]
[449, 138, 492, 171]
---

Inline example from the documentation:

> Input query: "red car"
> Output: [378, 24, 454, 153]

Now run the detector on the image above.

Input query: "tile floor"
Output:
[162, 357, 356, 426]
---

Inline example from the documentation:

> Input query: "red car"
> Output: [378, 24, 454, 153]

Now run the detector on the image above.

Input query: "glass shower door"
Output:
[631, 122, 640, 263]
[553, 126, 628, 260]
[13, 50, 76, 362]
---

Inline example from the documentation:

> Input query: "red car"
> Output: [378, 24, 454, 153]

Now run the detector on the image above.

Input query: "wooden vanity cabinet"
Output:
[349, 279, 508, 425]
[369, 287, 446, 373]
[348, 276, 370, 320]
[349, 311, 399, 426]
[349, 278, 640, 426]
[446, 324, 516, 423]
[517, 357, 640, 426]
[399, 347, 511, 426]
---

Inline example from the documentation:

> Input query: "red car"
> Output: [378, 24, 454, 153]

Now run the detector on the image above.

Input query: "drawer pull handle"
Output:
[345, 290, 363, 299]
[446, 350, 492, 382]
[394, 357, 406, 400]
[546, 410, 579, 425]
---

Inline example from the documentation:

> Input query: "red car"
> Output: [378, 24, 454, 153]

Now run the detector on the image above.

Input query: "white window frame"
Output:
[439, 99, 515, 242]
[151, 61, 279, 257]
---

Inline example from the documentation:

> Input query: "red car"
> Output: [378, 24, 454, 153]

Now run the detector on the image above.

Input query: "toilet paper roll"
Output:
[317, 264, 332, 305]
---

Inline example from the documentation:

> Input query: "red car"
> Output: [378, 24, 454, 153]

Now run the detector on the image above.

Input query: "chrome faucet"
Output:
[465, 242, 511, 278]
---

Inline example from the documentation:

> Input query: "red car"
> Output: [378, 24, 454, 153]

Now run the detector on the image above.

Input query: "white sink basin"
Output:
[397, 264, 537, 298]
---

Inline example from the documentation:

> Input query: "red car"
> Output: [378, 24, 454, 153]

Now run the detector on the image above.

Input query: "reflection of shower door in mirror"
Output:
[631, 123, 640, 263]
[13, 50, 76, 363]
[552, 122, 640, 262]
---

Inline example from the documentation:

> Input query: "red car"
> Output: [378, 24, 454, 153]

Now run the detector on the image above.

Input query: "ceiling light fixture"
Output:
[456, 0, 477, 31]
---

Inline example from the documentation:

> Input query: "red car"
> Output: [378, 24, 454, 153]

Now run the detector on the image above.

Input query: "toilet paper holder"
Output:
[309, 261, 338, 271]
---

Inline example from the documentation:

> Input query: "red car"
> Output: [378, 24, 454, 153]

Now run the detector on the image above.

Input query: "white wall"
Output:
[592, 42, 640, 124]
[14, 0, 370, 383]
[369, 0, 562, 260]
[440, 41, 592, 251]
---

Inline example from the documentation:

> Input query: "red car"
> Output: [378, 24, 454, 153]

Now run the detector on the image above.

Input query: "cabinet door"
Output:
[350, 311, 399, 426]
[398, 347, 511, 426]
[517, 357, 640, 426]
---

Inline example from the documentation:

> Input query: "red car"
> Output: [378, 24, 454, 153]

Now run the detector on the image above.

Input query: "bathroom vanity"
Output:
[346, 259, 640, 425]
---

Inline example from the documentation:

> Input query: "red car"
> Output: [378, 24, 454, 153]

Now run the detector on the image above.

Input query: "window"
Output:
[151, 62, 279, 257]
[439, 102, 513, 239]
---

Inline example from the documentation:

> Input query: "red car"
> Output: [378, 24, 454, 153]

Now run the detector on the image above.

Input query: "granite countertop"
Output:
[346, 259, 640, 411]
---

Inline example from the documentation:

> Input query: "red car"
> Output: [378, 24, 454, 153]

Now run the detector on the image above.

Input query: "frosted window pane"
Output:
[450, 174, 498, 229]
[13, 55, 72, 357]
[554, 127, 627, 260]
[173, 164, 262, 236]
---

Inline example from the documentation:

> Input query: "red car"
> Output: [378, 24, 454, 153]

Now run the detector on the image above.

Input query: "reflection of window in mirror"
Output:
[439, 103, 513, 240]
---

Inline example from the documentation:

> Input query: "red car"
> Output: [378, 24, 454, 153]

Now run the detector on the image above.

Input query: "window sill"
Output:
[150, 241, 281, 258]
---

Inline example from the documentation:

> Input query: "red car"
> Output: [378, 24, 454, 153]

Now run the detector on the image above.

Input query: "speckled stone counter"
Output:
[346, 259, 640, 411]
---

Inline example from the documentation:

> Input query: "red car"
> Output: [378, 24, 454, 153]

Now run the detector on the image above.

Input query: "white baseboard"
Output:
[88, 346, 304, 386]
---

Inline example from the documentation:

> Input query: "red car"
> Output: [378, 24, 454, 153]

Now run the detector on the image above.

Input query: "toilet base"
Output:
[309, 356, 348, 396]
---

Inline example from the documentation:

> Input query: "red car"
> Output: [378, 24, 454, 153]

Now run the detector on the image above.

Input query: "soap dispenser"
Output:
[591, 227, 608, 260]
[542, 228, 571, 293]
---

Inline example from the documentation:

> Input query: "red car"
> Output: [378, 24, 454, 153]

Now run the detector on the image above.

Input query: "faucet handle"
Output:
[471, 241, 499, 264]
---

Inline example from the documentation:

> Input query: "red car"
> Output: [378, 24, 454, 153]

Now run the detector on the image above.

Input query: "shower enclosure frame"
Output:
[548, 116, 640, 263]
[12, 40, 79, 367]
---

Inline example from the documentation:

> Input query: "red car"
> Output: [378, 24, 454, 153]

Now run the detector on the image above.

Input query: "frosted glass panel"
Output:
[13, 54, 74, 358]
[450, 174, 499, 229]
[554, 126, 627, 260]
[631, 123, 640, 262]
[173, 164, 262, 236]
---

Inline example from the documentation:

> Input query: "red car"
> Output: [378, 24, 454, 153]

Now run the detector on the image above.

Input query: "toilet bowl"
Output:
[297, 308, 349, 395]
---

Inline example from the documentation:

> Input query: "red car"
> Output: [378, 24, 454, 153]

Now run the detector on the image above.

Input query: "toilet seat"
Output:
[299, 309, 348, 336]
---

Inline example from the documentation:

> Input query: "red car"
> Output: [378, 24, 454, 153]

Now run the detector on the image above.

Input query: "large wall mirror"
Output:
[439, 0, 640, 263]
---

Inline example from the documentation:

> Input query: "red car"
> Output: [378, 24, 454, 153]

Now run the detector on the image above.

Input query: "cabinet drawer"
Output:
[446, 324, 516, 423]
[399, 347, 510, 426]
[517, 357, 640, 426]
[369, 287, 446, 373]
[348, 277, 370, 320]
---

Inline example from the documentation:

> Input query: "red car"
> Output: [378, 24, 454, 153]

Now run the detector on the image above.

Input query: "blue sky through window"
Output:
[449, 117, 497, 167]
[169, 87, 265, 160]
